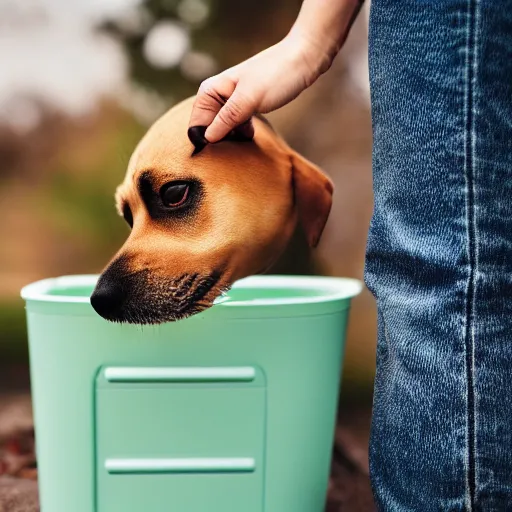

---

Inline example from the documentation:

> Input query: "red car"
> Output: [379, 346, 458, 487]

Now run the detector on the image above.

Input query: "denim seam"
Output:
[463, 0, 479, 509]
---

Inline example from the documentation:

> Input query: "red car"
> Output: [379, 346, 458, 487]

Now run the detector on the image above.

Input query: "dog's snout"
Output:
[90, 281, 125, 319]
[91, 257, 131, 319]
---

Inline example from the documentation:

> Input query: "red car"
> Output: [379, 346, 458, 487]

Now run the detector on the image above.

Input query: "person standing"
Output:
[190, 1, 512, 509]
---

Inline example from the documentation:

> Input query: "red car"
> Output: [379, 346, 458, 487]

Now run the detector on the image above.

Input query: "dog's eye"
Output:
[161, 182, 190, 208]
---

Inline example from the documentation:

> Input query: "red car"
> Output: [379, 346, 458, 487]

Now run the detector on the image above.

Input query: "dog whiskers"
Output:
[105, 270, 228, 324]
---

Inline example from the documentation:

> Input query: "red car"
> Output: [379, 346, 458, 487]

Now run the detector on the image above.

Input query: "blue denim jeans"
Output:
[365, 0, 512, 510]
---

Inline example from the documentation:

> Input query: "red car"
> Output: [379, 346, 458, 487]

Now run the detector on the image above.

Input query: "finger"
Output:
[205, 89, 254, 142]
[189, 114, 254, 154]
[189, 75, 237, 135]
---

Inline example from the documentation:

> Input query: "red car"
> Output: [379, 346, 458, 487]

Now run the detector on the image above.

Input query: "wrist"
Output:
[287, 0, 364, 81]
[285, 26, 339, 83]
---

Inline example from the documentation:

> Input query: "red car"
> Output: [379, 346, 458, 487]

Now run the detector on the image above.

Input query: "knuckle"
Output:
[195, 90, 220, 115]
[218, 99, 246, 126]
[198, 77, 215, 94]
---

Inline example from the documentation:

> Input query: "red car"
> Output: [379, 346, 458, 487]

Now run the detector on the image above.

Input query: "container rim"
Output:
[20, 274, 363, 307]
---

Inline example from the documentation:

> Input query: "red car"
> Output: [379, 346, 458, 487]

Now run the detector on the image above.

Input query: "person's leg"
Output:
[365, 0, 512, 509]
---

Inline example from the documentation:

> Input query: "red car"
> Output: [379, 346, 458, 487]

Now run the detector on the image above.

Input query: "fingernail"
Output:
[187, 126, 208, 155]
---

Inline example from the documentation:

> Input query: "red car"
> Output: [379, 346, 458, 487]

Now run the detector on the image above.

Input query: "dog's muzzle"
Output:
[90, 256, 223, 324]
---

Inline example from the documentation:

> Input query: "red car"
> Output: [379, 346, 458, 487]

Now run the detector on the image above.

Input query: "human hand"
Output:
[188, 31, 333, 143]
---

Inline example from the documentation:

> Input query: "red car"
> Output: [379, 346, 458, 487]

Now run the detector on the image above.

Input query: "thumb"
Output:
[205, 89, 254, 143]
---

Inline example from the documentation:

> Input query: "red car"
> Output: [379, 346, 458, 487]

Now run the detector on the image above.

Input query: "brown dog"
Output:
[90, 96, 333, 324]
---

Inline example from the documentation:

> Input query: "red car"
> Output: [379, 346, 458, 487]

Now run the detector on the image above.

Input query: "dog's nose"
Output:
[90, 281, 125, 319]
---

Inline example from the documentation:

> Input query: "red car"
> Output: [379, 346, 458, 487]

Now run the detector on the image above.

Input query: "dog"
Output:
[90, 96, 333, 324]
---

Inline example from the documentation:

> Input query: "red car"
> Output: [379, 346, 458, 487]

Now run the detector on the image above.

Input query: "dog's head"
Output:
[91, 97, 333, 324]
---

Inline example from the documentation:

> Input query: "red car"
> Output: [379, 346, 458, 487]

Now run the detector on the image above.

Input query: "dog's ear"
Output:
[291, 152, 333, 248]
[188, 119, 254, 155]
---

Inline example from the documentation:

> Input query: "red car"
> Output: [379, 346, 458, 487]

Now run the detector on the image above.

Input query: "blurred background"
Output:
[0, 0, 375, 430]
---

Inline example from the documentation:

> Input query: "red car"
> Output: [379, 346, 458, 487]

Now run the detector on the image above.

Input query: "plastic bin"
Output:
[21, 274, 362, 512]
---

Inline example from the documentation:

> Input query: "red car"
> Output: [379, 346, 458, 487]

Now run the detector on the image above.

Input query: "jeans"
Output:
[365, 0, 512, 510]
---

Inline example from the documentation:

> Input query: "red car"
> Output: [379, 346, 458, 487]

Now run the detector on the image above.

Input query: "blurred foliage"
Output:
[0, 300, 28, 359]
[100, 0, 301, 96]
[42, 115, 146, 266]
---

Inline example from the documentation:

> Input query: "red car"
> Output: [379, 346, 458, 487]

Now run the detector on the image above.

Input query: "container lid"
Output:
[21, 275, 362, 319]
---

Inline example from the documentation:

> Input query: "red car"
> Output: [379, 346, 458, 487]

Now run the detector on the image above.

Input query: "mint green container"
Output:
[21, 275, 361, 512]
